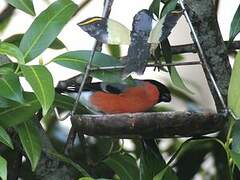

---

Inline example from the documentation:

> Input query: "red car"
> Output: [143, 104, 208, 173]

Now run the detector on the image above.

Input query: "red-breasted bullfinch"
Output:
[67, 79, 171, 114]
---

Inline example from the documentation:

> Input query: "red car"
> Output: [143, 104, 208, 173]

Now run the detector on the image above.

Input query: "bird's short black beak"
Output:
[160, 93, 171, 102]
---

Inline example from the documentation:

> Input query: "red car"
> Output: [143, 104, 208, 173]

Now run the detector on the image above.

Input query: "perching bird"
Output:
[66, 79, 171, 114]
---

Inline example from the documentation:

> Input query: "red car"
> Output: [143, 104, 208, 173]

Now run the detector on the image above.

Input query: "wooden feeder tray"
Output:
[71, 111, 227, 139]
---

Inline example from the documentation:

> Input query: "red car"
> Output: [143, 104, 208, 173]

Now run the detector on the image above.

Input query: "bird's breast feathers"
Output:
[89, 82, 160, 114]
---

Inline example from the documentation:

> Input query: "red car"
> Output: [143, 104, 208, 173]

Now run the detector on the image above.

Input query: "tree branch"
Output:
[72, 111, 227, 138]
[185, 0, 232, 111]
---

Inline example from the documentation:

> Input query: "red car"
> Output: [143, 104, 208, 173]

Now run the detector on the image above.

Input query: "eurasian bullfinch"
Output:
[67, 79, 171, 114]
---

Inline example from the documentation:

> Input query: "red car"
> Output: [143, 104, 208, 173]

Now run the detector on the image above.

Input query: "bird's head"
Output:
[145, 80, 171, 103]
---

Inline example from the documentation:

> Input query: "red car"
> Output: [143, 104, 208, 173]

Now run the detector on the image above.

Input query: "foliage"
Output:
[0, 0, 239, 179]
[229, 4, 240, 42]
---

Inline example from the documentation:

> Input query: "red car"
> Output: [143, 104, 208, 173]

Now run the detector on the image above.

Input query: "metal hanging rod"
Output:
[54, 0, 113, 121]
[90, 61, 201, 71]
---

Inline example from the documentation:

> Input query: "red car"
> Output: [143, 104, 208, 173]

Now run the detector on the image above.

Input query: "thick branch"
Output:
[185, 0, 232, 111]
[71, 111, 227, 138]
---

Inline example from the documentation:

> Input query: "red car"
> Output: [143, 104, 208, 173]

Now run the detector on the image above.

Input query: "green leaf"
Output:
[19, 0, 78, 62]
[149, 11, 182, 43]
[3, 34, 23, 47]
[78, 17, 131, 45]
[47, 150, 90, 177]
[169, 66, 192, 94]
[140, 140, 177, 180]
[212, 139, 232, 180]
[0, 126, 13, 149]
[168, 85, 196, 103]
[54, 94, 89, 113]
[154, 166, 177, 180]
[6, 0, 35, 16]
[232, 121, 240, 153]
[229, 5, 240, 42]
[160, 0, 178, 17]
[0, 97, 12, 108]
[4, 34, 66, 50]
[0, 65, 14, 74]
[107, 45, 121, 58]
[0, 6, 14, 33]
[0, 55, 11, 66]
[21, 65, 55, 115]
[228, 52, 240, 117]
[0, 62, 17, 71]
[53, 50, 128, 83]
[0, 156, 7, 180]
[140, 140, 165, 179]
[0, 17, 11, 33]
[104, 153, 139, 180]
[149, 0, 161, 18]
[0, 92, 41, 128]
[0, 71, 24, 103]
[161, 39, 192, 94]
[49, 38, 66, 50]
[15, 120, 41, 171]
[175, 140, 212, 180]
[0, 42, 24, 64]
[230, 150, 240, 170]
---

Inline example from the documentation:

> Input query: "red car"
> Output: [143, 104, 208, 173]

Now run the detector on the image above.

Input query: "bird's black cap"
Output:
[145, 80, 171, 103]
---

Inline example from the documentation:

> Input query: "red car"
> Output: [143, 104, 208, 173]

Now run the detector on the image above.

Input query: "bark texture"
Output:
[72, 111, 227, 138]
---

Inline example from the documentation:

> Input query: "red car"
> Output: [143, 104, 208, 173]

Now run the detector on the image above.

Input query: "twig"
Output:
[71, 111, 227, 138]
[77, 131, 88, 163]
[64, 126, 77, 155]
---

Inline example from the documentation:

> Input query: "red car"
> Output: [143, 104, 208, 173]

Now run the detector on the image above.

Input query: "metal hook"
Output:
[54, 107, 72, 121]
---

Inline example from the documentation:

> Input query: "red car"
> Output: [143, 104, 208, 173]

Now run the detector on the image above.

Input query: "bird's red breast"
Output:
[90, 81, 160, 113]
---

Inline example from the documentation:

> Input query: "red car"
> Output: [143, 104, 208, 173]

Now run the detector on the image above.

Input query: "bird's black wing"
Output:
[84, 82, 129, 94]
